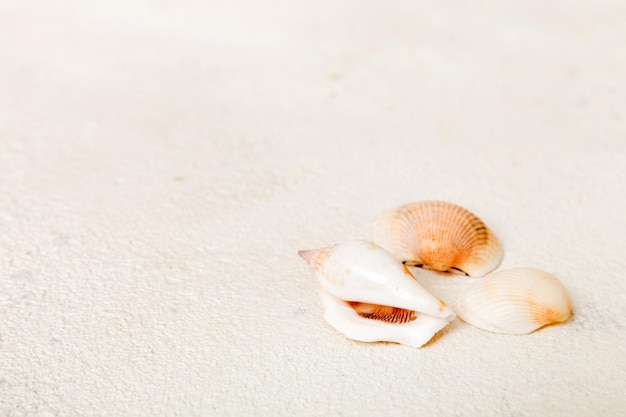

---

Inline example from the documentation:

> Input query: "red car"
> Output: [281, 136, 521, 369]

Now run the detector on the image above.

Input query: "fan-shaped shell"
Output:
[298, 240, 455, 347]
[373, 201, 503, 277]
[455, 267, 572, 334]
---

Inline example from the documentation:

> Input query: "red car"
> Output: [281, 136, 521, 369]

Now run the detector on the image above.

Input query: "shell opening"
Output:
[449, 267, 470, 276]
[403, 261, 469, 276]
[347, 302, 417, 324]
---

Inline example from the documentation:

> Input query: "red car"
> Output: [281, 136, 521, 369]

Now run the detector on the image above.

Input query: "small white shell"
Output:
[299, 240, 455, 347]
[455, 267, 572, 334]
[373, 201, 503, 277]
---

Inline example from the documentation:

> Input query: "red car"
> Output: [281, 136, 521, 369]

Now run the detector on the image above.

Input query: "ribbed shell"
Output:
[373, 201, 503, 277]
[455, 268, 572, 334]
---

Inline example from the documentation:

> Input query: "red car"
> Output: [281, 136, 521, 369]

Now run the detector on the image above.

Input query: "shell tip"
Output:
[298, 249, 315, 265]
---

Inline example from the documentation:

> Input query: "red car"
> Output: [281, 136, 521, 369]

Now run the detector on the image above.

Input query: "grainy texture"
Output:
[1, 1, 625, 416]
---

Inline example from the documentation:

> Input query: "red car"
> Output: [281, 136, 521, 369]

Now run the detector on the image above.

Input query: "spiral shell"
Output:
[298, 240, 455, 347]
[455, 267, 572, 334]
[373, 201, 503, 277]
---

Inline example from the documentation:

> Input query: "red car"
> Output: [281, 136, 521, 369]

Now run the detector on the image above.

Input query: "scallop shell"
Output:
[298, 240, 455, 347]
[373, 201, 503, 277]
[455, 267, 572, 334]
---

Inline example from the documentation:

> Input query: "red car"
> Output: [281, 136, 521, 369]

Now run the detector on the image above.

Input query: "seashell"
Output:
[298, 240, 456, 347]
[454, 267, 572, 334]
[373, 201, 503, 277]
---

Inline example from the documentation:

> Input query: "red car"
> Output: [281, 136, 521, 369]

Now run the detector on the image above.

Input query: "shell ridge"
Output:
[455, 268, 572, 334]
[373, 201, 503, 276]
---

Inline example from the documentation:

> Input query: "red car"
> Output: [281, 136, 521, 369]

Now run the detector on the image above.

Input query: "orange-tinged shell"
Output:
[455, 267, 572, 334]
[373, 201, 503, 277]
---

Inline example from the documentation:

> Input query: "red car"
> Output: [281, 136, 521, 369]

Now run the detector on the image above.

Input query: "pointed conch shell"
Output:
[298, 240, 456, 348]
[455, 267, 572, 334]
[373, 201, 503, 277]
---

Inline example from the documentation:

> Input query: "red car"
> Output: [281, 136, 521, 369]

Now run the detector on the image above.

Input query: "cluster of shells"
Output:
[298, 201, 572, 348]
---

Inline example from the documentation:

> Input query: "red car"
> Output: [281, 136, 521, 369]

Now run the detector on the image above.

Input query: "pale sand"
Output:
[1, 1, 625, 416]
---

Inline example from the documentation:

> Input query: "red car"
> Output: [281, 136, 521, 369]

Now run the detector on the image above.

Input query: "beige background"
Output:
[1, 1, 625, 416]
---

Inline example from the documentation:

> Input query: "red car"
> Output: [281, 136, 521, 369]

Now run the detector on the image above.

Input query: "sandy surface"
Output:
[1, 1, 625, 416]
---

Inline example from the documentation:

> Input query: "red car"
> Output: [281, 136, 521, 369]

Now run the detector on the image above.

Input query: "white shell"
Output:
[299, 240, 456, 347]
[455, 267, 572, 334]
